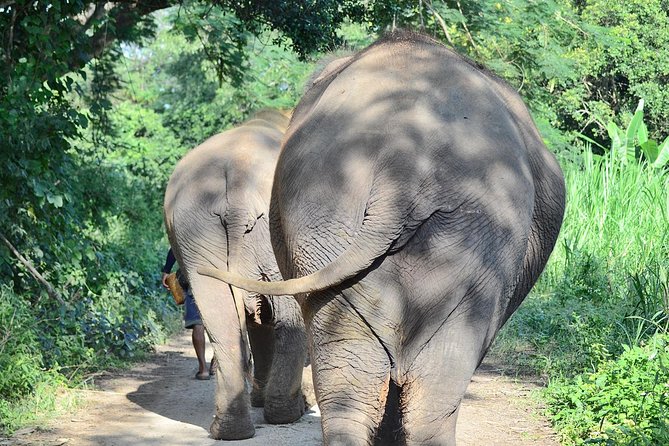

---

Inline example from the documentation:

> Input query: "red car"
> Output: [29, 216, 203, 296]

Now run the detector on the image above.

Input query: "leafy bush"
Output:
[33, 274, 178, 377]
[0, 286, 51, 399]
[493, 292, 622, 377]
[0, 286, 71, 434]
[1, 4, 321, 434]
[545, 334, 669, 445]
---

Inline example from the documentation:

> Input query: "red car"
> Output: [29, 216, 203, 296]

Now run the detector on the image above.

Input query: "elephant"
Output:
[163, 109, 308, 440]
[200, 31, 566, 445]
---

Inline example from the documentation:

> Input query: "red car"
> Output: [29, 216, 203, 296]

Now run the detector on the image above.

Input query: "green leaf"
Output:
[32, 180, 46, 198]
[575, 132, 608, 151]
[624, 99, 644, 163]
[607, 121, 625, 161]
[595, 374, 607, 388]
[46, 193, 64, 208]
[651, 136, 669, 168]
[637, 121, 648, 147]
[85, 249, 96, 261]
[640, 139, 658, 162]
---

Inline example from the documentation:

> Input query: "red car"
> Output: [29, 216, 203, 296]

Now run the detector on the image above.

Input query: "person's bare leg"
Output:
[192, 324, 208, 378]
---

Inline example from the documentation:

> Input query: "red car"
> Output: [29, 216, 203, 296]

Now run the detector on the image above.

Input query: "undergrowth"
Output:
[545, 334, 669, 445]
[0, 282, 182, 435]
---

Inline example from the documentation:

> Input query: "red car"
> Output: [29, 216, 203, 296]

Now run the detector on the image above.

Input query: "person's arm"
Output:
[161, 248, 177, 289]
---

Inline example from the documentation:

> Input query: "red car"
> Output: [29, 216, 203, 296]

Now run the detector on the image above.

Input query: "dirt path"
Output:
[8, 330, 559, 446]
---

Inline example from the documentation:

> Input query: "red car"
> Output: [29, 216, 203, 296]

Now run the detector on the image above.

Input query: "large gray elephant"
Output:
[201, 32, 565, 445]
[163, 109, 307, 440]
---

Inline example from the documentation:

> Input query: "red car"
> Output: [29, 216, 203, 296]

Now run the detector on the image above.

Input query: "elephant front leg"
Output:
[248, 320, 275, 407]
[262, 296, 308, 424]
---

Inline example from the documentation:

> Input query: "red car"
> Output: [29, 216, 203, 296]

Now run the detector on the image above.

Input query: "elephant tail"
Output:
[197, 236, 383, 296]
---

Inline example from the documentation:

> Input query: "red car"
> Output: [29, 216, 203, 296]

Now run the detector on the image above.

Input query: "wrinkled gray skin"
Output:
[201, 32, 565, 446]
[163, 110, 307, 440]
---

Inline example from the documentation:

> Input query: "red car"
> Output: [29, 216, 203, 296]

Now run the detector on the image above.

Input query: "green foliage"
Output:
[0, 379, 76, 436]
[169, 5, 250, 87]
[32, 271, 177, 374]
[221, 0, 368, 56]
[116, 11, 314, 150]
[0, 1, 365, 433]
[556, 148, 668, 284]
[0, 4, 180, 427]
[4, 0, 669, 441]
[352, 0, 669, 152]
[0, 285, 72, 435]
[573, 0, 669, 141]
[545, 334, 669, 445]
[604, 100, 669, 168]
[495, 259, 669, 378]
[0, 286, 52, 399]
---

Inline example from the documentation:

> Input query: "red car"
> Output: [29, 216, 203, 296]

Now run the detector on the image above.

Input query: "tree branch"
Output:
[0, 232, 65, 305]
[6, 6, 16, 65]
[455, 0, 477, 52]
[75, 2, 110, 31]
[425, 0, 455, 47]
[68, 0, 174, 73]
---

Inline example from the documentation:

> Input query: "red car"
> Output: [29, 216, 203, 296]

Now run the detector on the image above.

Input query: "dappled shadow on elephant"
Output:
[200, 30, 565, 445]
[163, 109, 309, 439]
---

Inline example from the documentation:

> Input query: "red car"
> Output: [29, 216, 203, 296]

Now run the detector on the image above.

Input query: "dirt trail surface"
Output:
[8, 331, 560, 446]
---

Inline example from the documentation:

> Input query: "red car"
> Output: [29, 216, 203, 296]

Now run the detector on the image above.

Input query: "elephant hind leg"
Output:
[316, 350, 392, 446]
[263, 296, 308, 424]
[308, 295, 392, 445]
[400, 317, 488, 446]
[374, 379, 406, 445]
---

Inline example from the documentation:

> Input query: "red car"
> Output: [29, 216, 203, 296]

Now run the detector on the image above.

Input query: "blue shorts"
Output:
[184, 290, 203, 329]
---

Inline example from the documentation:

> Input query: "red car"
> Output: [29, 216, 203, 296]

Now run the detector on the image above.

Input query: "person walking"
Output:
[161, 248, 216, 380]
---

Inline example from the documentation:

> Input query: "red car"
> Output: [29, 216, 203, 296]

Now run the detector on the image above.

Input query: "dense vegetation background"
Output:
[1, 1, 667, 444]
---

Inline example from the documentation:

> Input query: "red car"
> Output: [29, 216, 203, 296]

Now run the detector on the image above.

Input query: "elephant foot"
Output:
[209, 413, 255, 440]
[263, 392, 306, 424]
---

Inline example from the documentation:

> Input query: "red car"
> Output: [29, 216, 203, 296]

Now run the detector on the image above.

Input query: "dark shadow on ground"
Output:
[124, 338, 216, 430]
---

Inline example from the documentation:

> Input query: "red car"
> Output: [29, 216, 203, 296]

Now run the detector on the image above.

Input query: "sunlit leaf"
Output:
[651, 136, 669, 168]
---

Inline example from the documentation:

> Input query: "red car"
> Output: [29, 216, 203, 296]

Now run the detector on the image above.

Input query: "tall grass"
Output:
[548, 147, 668, 336]
[555, 147, 668, 281]
[541, 101, 669, 327]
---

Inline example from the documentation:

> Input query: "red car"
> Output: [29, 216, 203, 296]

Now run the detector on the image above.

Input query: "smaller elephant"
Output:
[163, 109, 308, 440]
